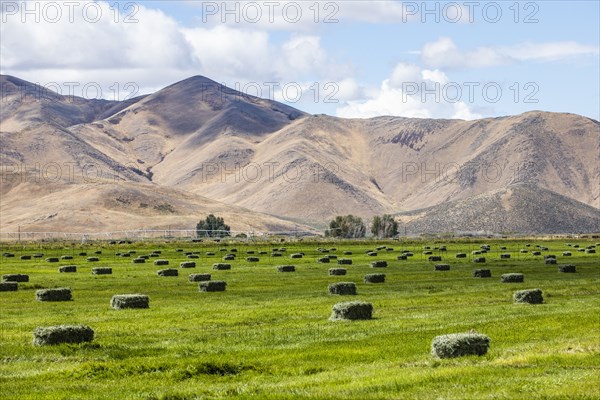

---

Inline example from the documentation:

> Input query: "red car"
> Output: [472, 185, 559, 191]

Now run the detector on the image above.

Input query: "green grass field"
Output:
[1, 239, 599, 399]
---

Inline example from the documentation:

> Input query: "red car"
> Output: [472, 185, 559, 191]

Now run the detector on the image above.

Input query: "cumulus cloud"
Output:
[421, 37, 599, 69]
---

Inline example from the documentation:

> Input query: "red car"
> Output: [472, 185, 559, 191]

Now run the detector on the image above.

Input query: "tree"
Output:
[371, 214, 398, 238]
[326, 215, 366, 238]
[196, 214, 231, 238]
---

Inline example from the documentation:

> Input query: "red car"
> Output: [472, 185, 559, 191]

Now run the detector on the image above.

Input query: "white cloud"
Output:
[336, 62, 482, 120]
[422, 37, 599, 69]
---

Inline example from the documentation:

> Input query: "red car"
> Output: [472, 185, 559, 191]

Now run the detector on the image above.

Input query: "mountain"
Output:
[1, 74, 598, 234]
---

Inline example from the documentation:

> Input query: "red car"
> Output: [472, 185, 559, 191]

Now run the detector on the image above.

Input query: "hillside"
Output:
[1, 74, 598, 233]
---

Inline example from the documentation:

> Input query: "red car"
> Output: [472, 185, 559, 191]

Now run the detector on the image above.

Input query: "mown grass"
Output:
[0, 239, 599, 399]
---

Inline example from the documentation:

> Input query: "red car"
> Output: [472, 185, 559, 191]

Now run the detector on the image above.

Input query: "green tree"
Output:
[326, 215, 366, 238]
[196, 214, 231, 238]
[371, 214, 399, 238]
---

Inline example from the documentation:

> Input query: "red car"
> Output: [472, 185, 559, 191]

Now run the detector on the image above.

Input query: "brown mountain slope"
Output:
[1, 74, 599, 233]
[397, 184, 600, 234]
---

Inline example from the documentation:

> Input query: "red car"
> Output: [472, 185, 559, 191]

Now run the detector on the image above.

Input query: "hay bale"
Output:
[428, 255, 442, 262]
[199, 281, 227, 292]
[212, 263, 232, 270]
[513, 288, 543, 304]
[431, 333, 490, 358]
[0, 282, 18, 291]
[330, 301, 373, 320]
[329, 268, 347, 276]
[91, 267, 112, 275]
[456, 253, 467, 258]
[180, 262, 196, 268]
[328, 282, 357, 295]
[434, 264, 450, 271]
[132, 258, 145, 264]
[501, 273, 524, 283]
[87, 257, 100, 262]
[189, 273, 211, 282]
[157, 268, 178, 277]
[59, 265, 77, 273]
[246, 257, 259, 262]
[33, 325, 94, 346]
[277, 265, 296, 272]
[473, 257, 486, 263]
[20, 255, 31, 260]
[500, 254, 511, 259]
[111, 294, 149, 309]
[337, 258, 352, 265]
[46, 257, 59, 263]
[2, 274, 29, 282]
[370, 260, 388, 268]
[473, 269, 492, 278]
[290, 253, 303, 259]
[317, 257, 330, 263]
[36, 288, 72, 302]
[364, 273, 385, 283]
[154, 259, 169, 266]
[558, 264, 576, 273]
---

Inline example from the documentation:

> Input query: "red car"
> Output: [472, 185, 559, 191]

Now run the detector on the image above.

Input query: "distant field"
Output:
[1, 239, 599, 399]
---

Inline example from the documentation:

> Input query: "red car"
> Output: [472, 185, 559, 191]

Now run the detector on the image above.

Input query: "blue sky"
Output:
[1, 1, 599, 119]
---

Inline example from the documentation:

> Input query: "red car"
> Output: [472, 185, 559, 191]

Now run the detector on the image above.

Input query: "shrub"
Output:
[585, 249, 596, 254]
[271, 252, 282, 257]
[501, 273, 524, 283]
[61, 255, 73, 260]
[405, 252, 414, 257]
[154, 260, 169, 266]
[246, 250, 255, 254]
[330, 301, 373, 320]
[111, 294, 149, 309]
[2, 252, 15, 257]
[277, 265, 295, 272]
[329, 268, 347, 276]
[2, 274, 29, 282]
[317, 257, 330, 263]
[370, 260, 387, 268]
[520, 249, 528, 253]
[423, 251, 433, 255]
[397, 254, 407, 260]
[364, 273, 385, 283]
[456, 253, 467, 258]
[180, 262, 196, 268]
[230, 249, 238, 252]
[328, 255, 338, 260]
[187, 254, 199, 259]
[558, 264, 576, 273]
[367, 252, 377, 257]
[473, 269, 492, 278]
[157, 268, 178, 277]
[343, 251, 353, 255]
[532, 251, 541, 256]
[93, 251, 102, 255]
[223, 254, 236, 260]
[189, 273, 211, 282]
[139, 255, 149, 259]
[473, 257, 486, 263]
[500, 254, 511, 259]
[91, 267, 112, 275]
[423, 246, 431, 250]
[545, 258, 557, 265]
[544, 255, 556, 260]
[471, 251, 481, 255]
[199, 281, 227, 292]
[246, 257, 259, 262]
[434, 264, 450, 271]
[290, 253, 303, 259]
[212, 263, 232, 270]
[337, 258, 352, 265]
[33, 253, 44, 258]
[562, 252, 572, 256]
[36, 288, 72, 302]
[329, 282, 357, 295]
[33, 325, 94, 346]
[513, 288, 543, 304]
[258, 251, 268, 255]
[132, 258, 145, 264]
[431, 333, 490, 358]
[428, 256, 442, 262]
[20, 255, 31, 260]
[59, 265, 77, 273]
[205, 252, 215, 256]
[46, 257, 59, 263]
[87, 257, 99, 262]
[0, 282, 18, 291]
